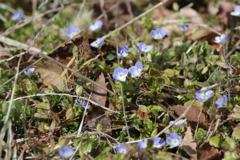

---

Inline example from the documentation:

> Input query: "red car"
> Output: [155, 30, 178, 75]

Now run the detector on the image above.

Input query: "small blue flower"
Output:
[112, 67, 128, 82]
[117, 45, 130, 57]
[90, 38, 104, 48]
[230, 5, 240, 16]
[150, 28, 167, 40]
[58, 146, 74, 159]
[88, 20, 103, 31]
[214, 34, 227, 44]
[216, 95, 227, 108]
[180, 25, 188, 32]
[129, 61, 143, 78]
[11, 12, 24, 21]
[138, 139, 148, 151]
[137, 42, 153, 53]
[123, 45, 130, 52]
[152, 137, 165, 148]
[166, 132, 182, 148]
[65, 26, 80, 38]
[169, 119, 187, 127]
[24, 68, 35, 75]
[76, 99, 90, 109]
[115, 144, 129, 154]
[195, 87, 214, 102]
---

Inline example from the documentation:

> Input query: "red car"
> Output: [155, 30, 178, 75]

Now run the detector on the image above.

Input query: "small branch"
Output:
[5, 93, 120, 114]
[155, 99, 196, 137]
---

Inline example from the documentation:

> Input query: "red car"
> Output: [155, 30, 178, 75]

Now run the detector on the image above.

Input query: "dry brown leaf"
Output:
[0, 45, 12, 58]
[91, 73, 107, 106]
[197, 142, 220, 160]
[179, 126, 197, 160]
[33, 61, 68, 90]
[171, 103, 210, 129]
[136, 105, 151, 120]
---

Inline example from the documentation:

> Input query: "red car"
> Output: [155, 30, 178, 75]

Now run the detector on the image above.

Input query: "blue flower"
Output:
[76, 99, 90, 109]
[137, 42, 153, 53]
[65, 26, 80, 38]
[90, 38, 104, 48]
[88, 20, 103, 31]
[180, 25, 188, 32]
[152, 137, 165, 148]
[58, 146, 74, 159]
[166, 132, 182, 148]
[112, 67, 128, 82]
[169, 119, 187, 127]
[214, 34, 227, 44]
[195, 87, 214, 102]
[138, 139, 148, 151]
[115, 144, 129, 154]
[11, 12, 24, 21]
[150, 28, 167, 40]
[117, 45, 130, 57]
[129, 61, 143, 78]
[24, 68, 35, 75]
[230, 5, 240, 16]
[216, 95, 227, 108]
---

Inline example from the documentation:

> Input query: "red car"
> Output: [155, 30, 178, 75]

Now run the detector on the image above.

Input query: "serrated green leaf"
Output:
[209, 133, 221, 148]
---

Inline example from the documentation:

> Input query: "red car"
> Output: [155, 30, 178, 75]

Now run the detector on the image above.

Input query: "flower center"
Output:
[119, 72, 124, 77]
[120, 149, 127, 154]
[153, 142, 160, 147]
[172, 139, 178, 145]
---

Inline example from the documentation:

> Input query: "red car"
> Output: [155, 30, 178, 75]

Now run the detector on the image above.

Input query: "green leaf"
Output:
[194, 128, 207, 140]
[232, 126, 240, 139]
[223, 151, 239, 160]
[23, 79, 38, 94]
[181, 53, 188, 65]
[147, 105, 165, 115]
[149, 68, 160, 77]
[172, 2, 179, 11]
[164, 69, 175, 77]
[76, 85, 83, 96]
[72, 46, 78, 56]
[95, 152, 110, 160]
[66, 107, 74, 119]
[228, 105, 240, 121]
[96, 123, 103, 131]
[209, 133, 221, 148]
[201, 66, 208, 74]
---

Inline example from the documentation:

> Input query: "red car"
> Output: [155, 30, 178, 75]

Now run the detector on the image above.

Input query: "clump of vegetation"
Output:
[1, 1, 240, 160]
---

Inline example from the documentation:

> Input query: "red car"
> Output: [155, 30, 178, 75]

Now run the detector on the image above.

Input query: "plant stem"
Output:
[120, 82, 131, 141]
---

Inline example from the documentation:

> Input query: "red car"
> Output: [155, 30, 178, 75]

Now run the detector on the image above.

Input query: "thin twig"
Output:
[5, 93, 120, 114]
[77, 92, 92, 136]
[4, 56, 22, 124]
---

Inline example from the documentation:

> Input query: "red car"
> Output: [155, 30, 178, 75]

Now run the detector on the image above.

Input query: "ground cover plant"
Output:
[1, 0, 240, 159]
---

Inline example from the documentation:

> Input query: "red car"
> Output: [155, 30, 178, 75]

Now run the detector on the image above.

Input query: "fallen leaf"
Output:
[197, 142, 220, 160]
[171, 100, 210, 129]
[136, 105, 151, 120]
[179, 126, 197, 160]
[33, 60, 69, 90]
[91, 73, 107, 106]
[232, 125, 240, 140]
[0, 45, 12, 58]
